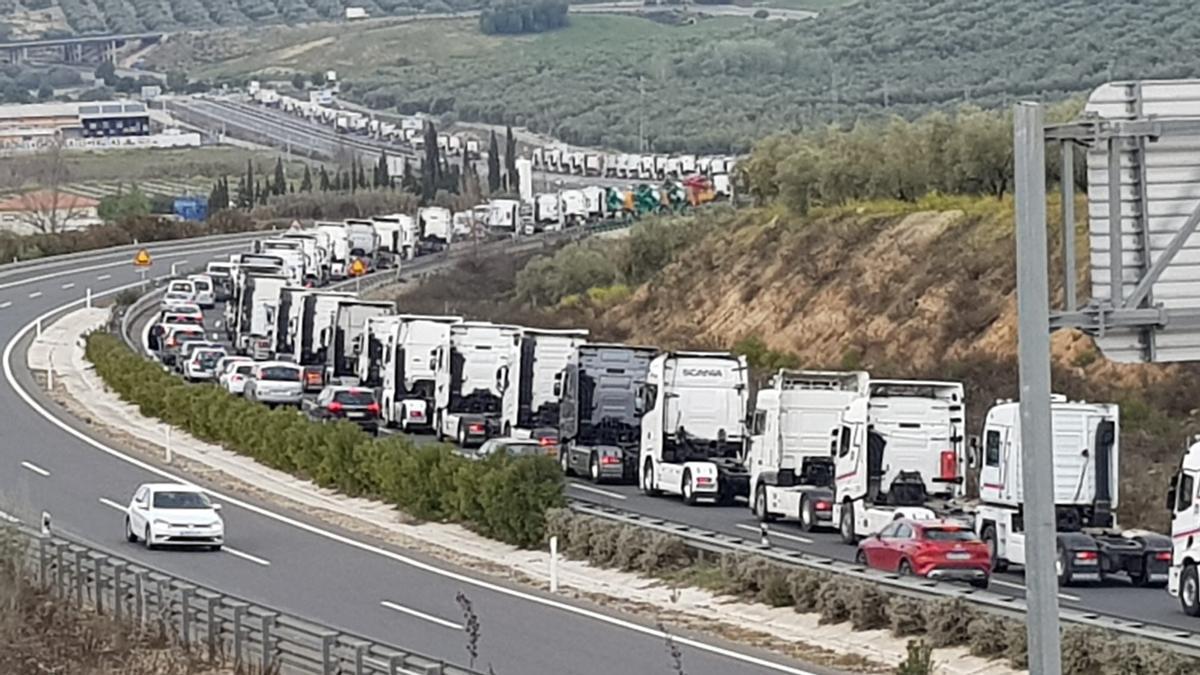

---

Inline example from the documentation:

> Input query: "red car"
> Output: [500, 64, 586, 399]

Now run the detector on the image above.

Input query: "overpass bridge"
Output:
[0, 32, 163, 66]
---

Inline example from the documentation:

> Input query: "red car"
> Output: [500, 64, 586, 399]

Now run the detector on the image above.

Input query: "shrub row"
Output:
[545, 509, 1198, 674]
[85, 333, 564, 548]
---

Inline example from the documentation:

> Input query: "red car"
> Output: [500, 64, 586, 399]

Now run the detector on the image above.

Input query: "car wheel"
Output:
[143, 526, 155, 551]
[641, 460, 660, 496]
[589, 455, 602, 483]
[799, 496, 816, 532]
[898, 559, 913, 576]
[125, 517, 137, 543]
[560, 448, 574, 476]
[839, 501, 857, 544]
[982, 524, 1008, 573]
[1057, 545, 1074, 586]
[681, 470, 697, 506]
[1182, 564, 1200, 617]
[855, 549, 868, 566]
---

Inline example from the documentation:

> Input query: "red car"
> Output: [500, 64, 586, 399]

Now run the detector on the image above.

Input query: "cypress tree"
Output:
[487, 131, 501, 193]
[273, 157, 286, 196]
[301, 165, 313, 192]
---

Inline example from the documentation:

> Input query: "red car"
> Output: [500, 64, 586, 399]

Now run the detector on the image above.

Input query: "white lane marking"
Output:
[735, 523, 814, 545]
[0, 301, 10, 309]
[61, 283, 75, 290]
[990, 578, 1080, 602]
[98, 497, 126, 512]
[0, 509, 19, 523]
[568, 483, 627, 500]
[225, 547, 271, 566]
[96, 274, 111, 281]
[27, 291, 41, 299]
[3, 290, 822, 675]
[381, 600, 463, 630]
[20, 460, 50, 477]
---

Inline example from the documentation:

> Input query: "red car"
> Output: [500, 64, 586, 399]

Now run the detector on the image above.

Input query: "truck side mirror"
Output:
[967, 436, 981, 468]
[1167, 471, 1180, 512]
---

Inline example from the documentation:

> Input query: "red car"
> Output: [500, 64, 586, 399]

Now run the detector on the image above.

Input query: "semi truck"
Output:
[418, 207, 451, 253]
[274, 287, 310, 357]
[279, 231, 329, 285]
[326, 299, 395, 383]
[234, 273, 288, 359]
[832, 380, 968, 544]
[976, 396, 1170, 586]
[486, 199, 520, 232]
[1169, 439, 1200, 615]
[357, 314, 404, 387]
[534, 194, 560, 232]
[749, 370, 869, 531]
[501, 328, 589, 438]
[316, 222, 350, 279]
[345, 219, 380, 270]
[257, 239, 307, 287]
[559, 190, 587, 228]
[293, 291, 355, 390]
[370, 215, 409, 268]
[380, 314, 463, 432]
[638, 351, 751, 505]
[433, 322, 522, 448]
[559, 343, 657, 483]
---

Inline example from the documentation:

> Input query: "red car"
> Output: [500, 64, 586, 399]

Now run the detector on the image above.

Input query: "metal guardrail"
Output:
[567, 499, 1200, 657]
[1, 523, 480, 675]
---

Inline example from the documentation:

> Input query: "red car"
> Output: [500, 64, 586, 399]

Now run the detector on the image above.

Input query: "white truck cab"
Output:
[833, 379, 968, 543]
[638, 351, 750, 505]
[381, 314, 464, 432]
[749, 370, 869, 531]
[501, 327, 588, 437]
[1170, 440, 1200, 614]
[434, 322, 522, 447]
[978, 396, 1169, 586]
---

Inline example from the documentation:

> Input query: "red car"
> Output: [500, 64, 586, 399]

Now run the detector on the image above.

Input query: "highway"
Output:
[0, 242, 834, 675]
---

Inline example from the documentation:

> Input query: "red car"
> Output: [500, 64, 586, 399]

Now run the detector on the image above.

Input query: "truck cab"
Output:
[638, 351, 750, 505]
[381, 314, 463, 432]
[976, 397, 1170, 586]
[749, 370, 868, 531]
[1170, 440, 1200, 615]
[357, 315, 404, 387]
[326, 300, 395, 383]
[502, 328, 588, 438]
[832, 379, 967, 543]
[434, 322, 522, 447]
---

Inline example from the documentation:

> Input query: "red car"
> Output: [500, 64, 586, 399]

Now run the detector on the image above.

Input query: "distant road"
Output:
[573, 1, 817, 21]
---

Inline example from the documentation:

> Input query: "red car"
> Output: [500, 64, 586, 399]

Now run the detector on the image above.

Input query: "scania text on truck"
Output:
[976, 396, 1170, 586]
[326, 299, 396, 383]
[502, 328, 589, 438]
[638, 351, 751, 505]
[380, 314, 464, 432]
[1169, 439, 1200, 615]
[832, 380, 968, 543]
[749, 370, 869, 531]
[559, 344, 657, 483]
[433, 322, 521, 447]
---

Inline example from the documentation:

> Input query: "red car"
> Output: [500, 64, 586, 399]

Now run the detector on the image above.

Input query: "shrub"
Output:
[966, 614, 1010, 658]
[894, 640, 934, 675]
[923, 599, 974, 648]
[85, 333, 562, 548]
[787, 567, 826, 613]
[847, 582, 889, 630]
[887, 596, 927, 637]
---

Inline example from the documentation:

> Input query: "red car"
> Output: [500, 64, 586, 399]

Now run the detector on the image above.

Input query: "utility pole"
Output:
[638, 75, 645, 153]
[1013, 101, 1063, 675]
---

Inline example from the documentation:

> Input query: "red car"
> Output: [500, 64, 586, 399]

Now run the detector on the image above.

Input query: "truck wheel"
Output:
[839, 501, 857, 544]
[434, 413, 445, 442]
[1182, 564, 1200, 617]
[681, 470, 698, 506]
[560, 449, 574, 477]
[1057, 545, 1074, 586]
[982, 524, 1008, 573]
[799, 496, 817, 532]
[754, 486, 775, 522]
[641, 460, 660, 497]
[456, 424, 467, 447]
[589, 455, 602, 484]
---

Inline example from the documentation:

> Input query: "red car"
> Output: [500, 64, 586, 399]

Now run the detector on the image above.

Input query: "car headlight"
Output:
[152, 519, 169, 527]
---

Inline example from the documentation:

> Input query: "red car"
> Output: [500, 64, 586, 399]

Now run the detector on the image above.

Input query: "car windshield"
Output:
[193, 280, 211, 291]
[333, 390, 375, 405]
[152, 491, 211, 509]
[923, 528, 977, 542]
[260, 366, 300, 381]
[485, 441, 541, 456]
[197, 351, 224, 366]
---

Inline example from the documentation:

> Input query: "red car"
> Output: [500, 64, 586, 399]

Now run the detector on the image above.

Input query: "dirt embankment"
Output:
[387, 200, 1200, 530]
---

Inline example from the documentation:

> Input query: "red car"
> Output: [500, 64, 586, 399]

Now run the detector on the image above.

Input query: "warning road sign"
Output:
[133, 249, 152, 267]
[349, 259, 367, 277]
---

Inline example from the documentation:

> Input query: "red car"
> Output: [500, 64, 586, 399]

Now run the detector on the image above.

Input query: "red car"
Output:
[855, 519, 991, 589]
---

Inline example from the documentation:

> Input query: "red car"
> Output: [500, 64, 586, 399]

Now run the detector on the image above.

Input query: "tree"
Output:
[422, 121, 440, 202]
[300, 165, 313, 192]
[273, 157, 286, 196]
[166, 70, 188, 92]
[487, 131, 501, 193]
[504, 125, 517, 191]
[97, 184, 150, 222]
[36, 82, 53, 100]
[245, 160, 256, 209]
[375, 150, 390, 188]
[208, 177, 228, 212]
[94, 61, 116, 86]
[319, 166, 331, 192]
[357, 160, 368, 190]
[340, 171, 351, 191]
[14, 137, 89, 233]
[291, 72, 307, 91]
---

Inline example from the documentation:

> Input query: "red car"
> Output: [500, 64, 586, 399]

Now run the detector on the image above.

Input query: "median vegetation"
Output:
[545, 509, 1196, 674]
[85, 333, 563, 548]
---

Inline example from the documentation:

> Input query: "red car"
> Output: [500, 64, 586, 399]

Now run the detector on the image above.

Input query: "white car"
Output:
[217, 357, 255, 395]
[244, 362, 304, 406]
[160, 291, 195, 311]
[124, 483, 224, 551]
[183, 347, 228, 381]
[188, 274, 216, 308]
[166, 279, 196, 298]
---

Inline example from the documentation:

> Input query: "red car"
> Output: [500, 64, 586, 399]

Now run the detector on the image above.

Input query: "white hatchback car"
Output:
[216, 356, 255, 395]
[188, 274, 216, 308]
[124, 483, 224, 551]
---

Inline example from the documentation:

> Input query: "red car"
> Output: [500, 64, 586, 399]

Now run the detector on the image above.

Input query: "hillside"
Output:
[145, 0, 1200, 153]
[386, 199, 1193, 531]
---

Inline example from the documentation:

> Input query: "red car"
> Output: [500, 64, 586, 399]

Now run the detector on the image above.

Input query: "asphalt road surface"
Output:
[0, 241, 837, 675]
